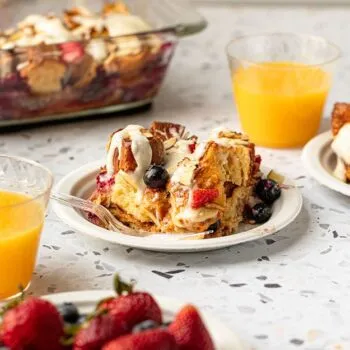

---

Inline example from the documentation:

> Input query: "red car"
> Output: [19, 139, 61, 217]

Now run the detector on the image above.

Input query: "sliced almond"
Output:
[164, 137, 177, 150]
[142, 131, 153, 138]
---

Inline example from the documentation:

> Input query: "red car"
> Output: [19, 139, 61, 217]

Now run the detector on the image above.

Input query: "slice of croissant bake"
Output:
[331, 103, 350, 183]
[90, 122, 261, 236]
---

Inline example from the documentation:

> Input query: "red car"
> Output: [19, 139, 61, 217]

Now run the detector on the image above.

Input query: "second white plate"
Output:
[53, 161, 302, 252]
[43, 290, 244, 350]
[302, 131, 350, 196]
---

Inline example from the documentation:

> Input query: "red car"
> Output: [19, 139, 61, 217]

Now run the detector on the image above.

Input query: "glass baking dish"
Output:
[0, 0, 207, 127]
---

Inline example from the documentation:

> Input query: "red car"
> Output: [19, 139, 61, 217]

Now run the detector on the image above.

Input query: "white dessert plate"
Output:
[42, 290, 245, 350]
[53, 161, 302, 252]
[302, 131, 350, 196]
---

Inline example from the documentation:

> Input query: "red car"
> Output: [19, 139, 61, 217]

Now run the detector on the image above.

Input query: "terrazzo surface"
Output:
[1, 4, 350, 350]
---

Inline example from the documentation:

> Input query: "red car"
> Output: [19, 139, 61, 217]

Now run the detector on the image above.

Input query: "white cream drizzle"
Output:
[105, 14, 151, 37]
[17, 15, 74, 45]
[85, 38, 107, 61]
[106, 125, 152, 200]
[332, 123, 350, 165]
[333, 157, 347, 182]
[1, 11, 151, 49]
[331, 123, 350, 182]
[174, 207, 219, 224]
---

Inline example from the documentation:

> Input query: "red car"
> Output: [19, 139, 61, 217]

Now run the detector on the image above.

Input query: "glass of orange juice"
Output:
[0, 155, 53, 300]
[227, 33, 340, 148]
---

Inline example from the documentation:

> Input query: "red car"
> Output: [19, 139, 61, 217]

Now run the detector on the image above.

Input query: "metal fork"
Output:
[51, 192, 213, 240]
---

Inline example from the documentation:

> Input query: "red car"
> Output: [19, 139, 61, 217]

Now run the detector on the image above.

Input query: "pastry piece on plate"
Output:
[331, 103, 350, 183]
[89, 122, 261, 236]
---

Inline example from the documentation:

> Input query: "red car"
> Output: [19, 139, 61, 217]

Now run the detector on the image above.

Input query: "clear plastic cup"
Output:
[0, 155, 53, 300]
[227, 33, 340, 148]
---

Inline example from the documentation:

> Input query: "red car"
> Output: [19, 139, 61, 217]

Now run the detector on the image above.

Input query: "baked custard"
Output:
[89, 122, 282, 237]
[0, 2, 176, 120]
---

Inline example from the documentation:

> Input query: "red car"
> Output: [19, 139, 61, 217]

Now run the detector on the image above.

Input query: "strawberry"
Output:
[191, 188, 219, 209]
[0, 297, 64, 350]
[168, 305, 214, 350]
[102, 329, 178, 350]
[101, 292, 162, 330]
[60, 42, 85, 63]
[188, 143, 196, 154]
[255, 154, 262, 165]
[73, 313, 128, 350]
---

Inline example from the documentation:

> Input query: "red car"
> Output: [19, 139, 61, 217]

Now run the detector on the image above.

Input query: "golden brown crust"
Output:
[26, 43, 61, 64]
[68, 54, 98, 89]
[149, 121, 187, 141]
[119, 138, 137, 172]
[346, 163, 350, 183]
[148, 136, 165, 165]
[20, 59, 66, 94]
[332, 103, 350, 136]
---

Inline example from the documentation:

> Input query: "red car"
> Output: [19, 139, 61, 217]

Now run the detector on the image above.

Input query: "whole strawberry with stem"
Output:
[102, 329, 178, 350]
[0, 297, 64, 350]
[169, 305, 215, 350]
[73, 312, 128, 350]
[99, 275, 162, 331]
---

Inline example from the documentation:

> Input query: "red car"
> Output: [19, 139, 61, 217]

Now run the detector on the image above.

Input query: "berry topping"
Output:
[248, 203, 272, 224]
[255, 155, 262, 165]
[207, 220, 221, 233]
[188, 143, 196, 154]
[96, 172, 115, 192]
[169, 305, 215, 350]
[0, 298, 64, 350]
[255, 179, 281, 205]
[143, 165, 169, 189]
[58, 302, 80, 324]
[132, 320, 160, 333]
[61, 42, 85, 63]
[191, 188, 219, 209]
[102, 329, 177, 350]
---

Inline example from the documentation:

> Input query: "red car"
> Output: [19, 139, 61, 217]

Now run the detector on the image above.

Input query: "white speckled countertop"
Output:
[2, 4, 350, 350]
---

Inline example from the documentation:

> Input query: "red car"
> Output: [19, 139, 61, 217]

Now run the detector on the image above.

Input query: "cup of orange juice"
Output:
[0, 155, 53, 300]
[227, 33, 340, 148]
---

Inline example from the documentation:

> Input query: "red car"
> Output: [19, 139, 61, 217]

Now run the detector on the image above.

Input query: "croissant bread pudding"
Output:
[89, 122, 281, 237]
[331, 103, 350, 183]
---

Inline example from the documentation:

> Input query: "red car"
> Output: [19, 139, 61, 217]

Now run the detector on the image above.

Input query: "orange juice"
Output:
[0, 191, 43, 299]
[233, 62, 330, 148]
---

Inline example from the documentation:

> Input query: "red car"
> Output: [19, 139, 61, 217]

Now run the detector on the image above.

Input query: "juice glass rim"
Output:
[0, 154, 53, 209]
[226, 32, 341, 68]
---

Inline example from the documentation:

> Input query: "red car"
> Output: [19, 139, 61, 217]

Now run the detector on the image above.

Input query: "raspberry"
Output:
[191, 188, 219, 209]
[61, 42, 85, 63]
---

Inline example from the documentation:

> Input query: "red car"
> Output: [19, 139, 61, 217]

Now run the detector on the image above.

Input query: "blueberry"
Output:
[132, 320, 160, 333]
[143, 165, 169, 189]
[208, 220, 221, 233]
[255, 179, 281, 205]
[250, 203, 272, 224]
[58, 302, 80, 324]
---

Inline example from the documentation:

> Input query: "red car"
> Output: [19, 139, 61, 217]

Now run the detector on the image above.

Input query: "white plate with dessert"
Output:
[53, 122, 302, 252]
[302, 103, 350, 196]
